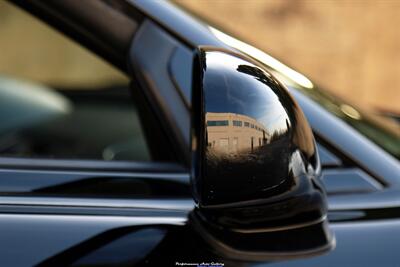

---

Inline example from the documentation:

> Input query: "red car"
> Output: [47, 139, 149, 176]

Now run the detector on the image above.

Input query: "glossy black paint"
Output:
[0, 213, 179, 266]
[194, 48, 320, 205]
[1, 210, 399, 267]
[129, 20, 191, 165]
[191, 48, 333, 259]
[38, 226, 168, 266]
[0, 212, 186, 266]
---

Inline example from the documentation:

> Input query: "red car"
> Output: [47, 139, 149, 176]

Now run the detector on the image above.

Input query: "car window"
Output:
[0, 1, 150, 162]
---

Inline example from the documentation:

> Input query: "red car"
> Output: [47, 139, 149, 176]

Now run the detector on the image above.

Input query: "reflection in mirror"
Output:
[191, 48, 334, 261]
[206, 112, 289, 154]
[199, 50, 317, 206]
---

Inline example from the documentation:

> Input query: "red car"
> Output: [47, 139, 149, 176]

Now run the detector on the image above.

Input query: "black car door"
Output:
[0, 1, 195, 266]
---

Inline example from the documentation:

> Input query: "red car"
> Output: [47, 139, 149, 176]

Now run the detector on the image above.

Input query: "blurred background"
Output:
[0, 0, 399, 113]
[0, 0, 397, 160]
[0, 1, 127, 88]
[176, 0, 400, 113]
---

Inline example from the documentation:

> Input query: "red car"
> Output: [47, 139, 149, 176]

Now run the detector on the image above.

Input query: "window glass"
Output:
[207, 120, 229, 127]
[0, 1, 150, 161]
[232, 120, 242, 127]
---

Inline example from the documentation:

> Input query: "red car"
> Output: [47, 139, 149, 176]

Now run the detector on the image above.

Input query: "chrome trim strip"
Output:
[0, 196, 195, 211]
[0, 168, 190, 183]
[0, 157, 187, 173]
[328, 188, 400, 211]
[231, 215, 327, 234]
[0, 213, 187, 225]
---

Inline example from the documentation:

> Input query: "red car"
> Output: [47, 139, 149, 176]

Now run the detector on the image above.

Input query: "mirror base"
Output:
[189, 210, 335, 262]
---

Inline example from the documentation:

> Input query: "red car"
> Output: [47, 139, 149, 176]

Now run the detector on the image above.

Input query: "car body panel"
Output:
[0, 212, 186, 266]
[0, 211, 399, 266]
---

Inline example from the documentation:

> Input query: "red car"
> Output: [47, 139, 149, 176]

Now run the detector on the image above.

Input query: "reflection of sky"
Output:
[204, 52, 290, 132]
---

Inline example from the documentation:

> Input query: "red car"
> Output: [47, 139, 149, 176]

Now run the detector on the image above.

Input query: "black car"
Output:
[0, 1, 399, 266]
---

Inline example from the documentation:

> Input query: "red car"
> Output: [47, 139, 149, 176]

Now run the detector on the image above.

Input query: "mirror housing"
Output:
[191, 47, 334, 260]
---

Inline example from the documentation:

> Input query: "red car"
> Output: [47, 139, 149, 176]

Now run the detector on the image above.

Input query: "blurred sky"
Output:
[176, 0, 400, 113]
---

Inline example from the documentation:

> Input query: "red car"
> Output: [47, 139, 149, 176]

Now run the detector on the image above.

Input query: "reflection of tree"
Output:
[200, 51, 207, 71]
[268, 119, 291, 143]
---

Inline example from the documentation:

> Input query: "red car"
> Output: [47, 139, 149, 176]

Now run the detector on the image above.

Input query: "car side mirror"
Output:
[190, 47, 334, 261]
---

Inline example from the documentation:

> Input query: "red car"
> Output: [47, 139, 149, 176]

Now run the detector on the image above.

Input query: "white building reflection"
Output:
[206, 112, 270, 153]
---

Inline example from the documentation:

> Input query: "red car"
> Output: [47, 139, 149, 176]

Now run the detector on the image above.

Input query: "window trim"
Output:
[207, 120, 229, 127]
[0, 195, 193, 210]
[0, 157, 186, 173]
[0, 158, 191, 205]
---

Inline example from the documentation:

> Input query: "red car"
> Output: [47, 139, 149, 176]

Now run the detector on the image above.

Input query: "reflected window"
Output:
[207, 120, 229, 126]
[233, 120, 242, 127]
[206, 112, 272, 154]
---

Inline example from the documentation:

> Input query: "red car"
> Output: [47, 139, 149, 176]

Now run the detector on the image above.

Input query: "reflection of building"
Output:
[206, 112, 269, 153]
